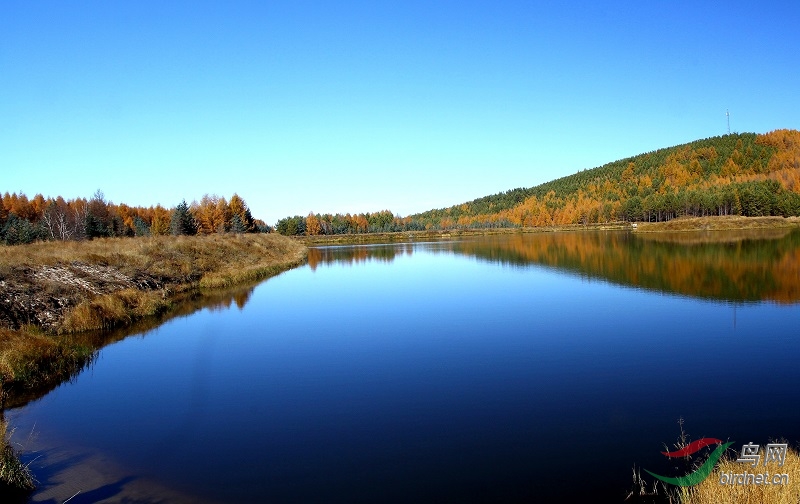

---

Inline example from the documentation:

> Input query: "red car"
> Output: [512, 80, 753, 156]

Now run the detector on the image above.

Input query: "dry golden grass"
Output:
[60, 290, 146, 333]
[683, 446, 800, 504]
[0, 328, 94, 390]
[0, 232, 306, 281]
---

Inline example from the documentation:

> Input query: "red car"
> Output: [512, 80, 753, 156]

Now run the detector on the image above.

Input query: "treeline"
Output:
[275, 208, 512, 237]
[275, 210, 426, 236]
[0, 190, 270, 245]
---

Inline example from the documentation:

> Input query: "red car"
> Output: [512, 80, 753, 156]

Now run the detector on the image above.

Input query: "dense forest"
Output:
[0, 190, 270, 245]
[276, 129, 800, 235]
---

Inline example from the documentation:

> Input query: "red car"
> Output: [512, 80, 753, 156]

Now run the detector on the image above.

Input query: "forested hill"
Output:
[277, 129, 800, 235]
[410, 129, 800, 229]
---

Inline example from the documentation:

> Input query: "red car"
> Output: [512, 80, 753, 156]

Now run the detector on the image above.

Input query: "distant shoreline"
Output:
[296, 216, 800, 245]
[296, 222, 631, 245]
[633, 215, 800, 232]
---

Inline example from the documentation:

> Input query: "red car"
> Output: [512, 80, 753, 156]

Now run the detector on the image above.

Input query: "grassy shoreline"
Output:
[633, 215, 800, 232]
[0, 233, 306, 492]
[0, 233, 306, 396]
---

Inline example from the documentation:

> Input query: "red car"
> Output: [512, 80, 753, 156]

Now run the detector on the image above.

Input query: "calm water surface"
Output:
[8, 230, 800, 503]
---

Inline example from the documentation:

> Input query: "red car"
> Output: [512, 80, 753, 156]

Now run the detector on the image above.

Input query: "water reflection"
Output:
[307, 243, 415, 270]
[310, 229, 800, 304]
[3, 284, 257, 409]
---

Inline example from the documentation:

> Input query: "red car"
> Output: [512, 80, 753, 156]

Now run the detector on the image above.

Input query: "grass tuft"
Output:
[0, 417, 35, 494]
[0, 328, 94, 394]
[61, 294, 130, 332]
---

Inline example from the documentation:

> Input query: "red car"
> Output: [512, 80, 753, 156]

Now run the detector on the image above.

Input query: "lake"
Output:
[7, 229, 800, 503]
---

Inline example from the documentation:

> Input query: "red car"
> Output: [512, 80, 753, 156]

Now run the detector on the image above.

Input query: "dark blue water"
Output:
[9, 232, 800, 503]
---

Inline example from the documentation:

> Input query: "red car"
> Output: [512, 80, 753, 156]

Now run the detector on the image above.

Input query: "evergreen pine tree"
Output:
[2, 213, 43, 245]
[230, 214, 247, 234]
[84, 213, 109, 239]
[171, 200, 197, 236]
[133, 216, 151, 236]
[242, 208, 255, 232]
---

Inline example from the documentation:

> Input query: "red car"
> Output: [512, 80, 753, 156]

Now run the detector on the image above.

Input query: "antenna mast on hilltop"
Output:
[726, 109, 730, 135]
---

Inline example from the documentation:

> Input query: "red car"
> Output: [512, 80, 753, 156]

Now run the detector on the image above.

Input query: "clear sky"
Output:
[2, 1, 799, 225]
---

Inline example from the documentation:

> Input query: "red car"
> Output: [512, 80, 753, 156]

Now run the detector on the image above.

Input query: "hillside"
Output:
[410, 129, 800, 229]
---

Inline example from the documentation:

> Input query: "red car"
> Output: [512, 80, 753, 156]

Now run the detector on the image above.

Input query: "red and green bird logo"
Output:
[646, 438, 733, 486]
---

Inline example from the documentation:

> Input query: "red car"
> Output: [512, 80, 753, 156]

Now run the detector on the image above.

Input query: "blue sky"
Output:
[2, 1, 799, 225]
